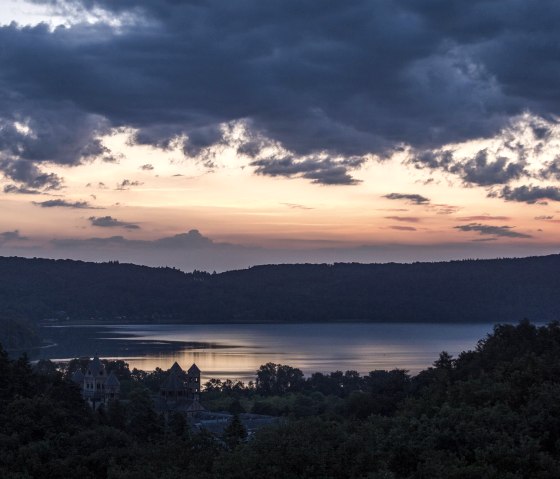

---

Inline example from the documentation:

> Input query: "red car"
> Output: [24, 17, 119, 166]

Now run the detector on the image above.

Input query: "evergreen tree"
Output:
[169, 411, 188, 437]
[107, 399, 127, 430]
[223, 414, 247, 449]
[126, 388, 161, 440]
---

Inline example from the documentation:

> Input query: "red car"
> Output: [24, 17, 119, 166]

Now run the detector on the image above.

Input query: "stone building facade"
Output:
[156, 361, 204, 415]
[71, 354, 120, 409]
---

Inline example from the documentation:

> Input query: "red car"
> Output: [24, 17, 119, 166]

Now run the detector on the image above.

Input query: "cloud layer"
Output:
[0, 0, 559, 190]
[454, 223, 532, 239]
[33, 199, 98, 209]
[384, 193, 430, 205]
[0, 227, 546, 273]
[89, 216, 140, 229]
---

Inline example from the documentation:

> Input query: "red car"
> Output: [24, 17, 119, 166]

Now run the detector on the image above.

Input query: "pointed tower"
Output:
[169, 361, 184, 376]
[83, 354, 107, 408]
[187, 363, 201, 399]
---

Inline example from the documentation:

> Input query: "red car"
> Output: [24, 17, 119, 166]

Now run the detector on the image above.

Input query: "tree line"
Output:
[2, 320, 560, 477]
[1, 255, 560, 323]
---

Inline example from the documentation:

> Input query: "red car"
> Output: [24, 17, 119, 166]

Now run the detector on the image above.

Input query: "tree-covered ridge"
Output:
[0, 316, 40, 350]
[2, 321, 560, 478]
[1, 255, 560, 323]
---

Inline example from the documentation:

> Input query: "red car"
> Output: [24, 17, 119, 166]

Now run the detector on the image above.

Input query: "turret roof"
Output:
[87, 355, 104, 377]
[188, 363, 200, 374]
[105, 371, 120, 387]
[169, 362, 184, 374]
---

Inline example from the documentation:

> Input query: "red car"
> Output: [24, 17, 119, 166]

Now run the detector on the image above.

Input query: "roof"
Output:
[105, 371, 120, 387]
[87, 355, 104, 377]
[161, 371, 184, 391]
[188, 363, 200, 374]
[71, 370, 84, 383]
[169, 362, 184, 374]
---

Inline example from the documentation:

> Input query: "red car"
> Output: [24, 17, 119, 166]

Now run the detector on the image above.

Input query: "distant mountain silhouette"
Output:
[0, 255, 559, 323]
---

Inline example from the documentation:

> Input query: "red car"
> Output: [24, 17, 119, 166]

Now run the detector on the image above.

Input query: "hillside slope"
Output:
[0, 255, 559, 323]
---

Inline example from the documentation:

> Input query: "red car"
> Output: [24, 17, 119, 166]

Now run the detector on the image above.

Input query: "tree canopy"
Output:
[2, 321, 560, 477]
[1, 255, 560, 323]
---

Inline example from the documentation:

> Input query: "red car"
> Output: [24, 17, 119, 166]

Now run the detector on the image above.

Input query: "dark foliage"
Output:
[222, 414, 247, 449]
[0, 316, 40, 350]
[1, 255, 560, 323]
[3, 321, 560, 477]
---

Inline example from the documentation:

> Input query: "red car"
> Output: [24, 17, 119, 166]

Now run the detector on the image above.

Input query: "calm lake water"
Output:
[32, 322, 513, 381]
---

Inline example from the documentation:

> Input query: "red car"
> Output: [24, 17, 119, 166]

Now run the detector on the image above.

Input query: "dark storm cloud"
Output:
[0, 106, 109, 163]
[539, 157, 560, 181]
[3, 184, 41, 194]
[452, 150, 526, 186]
[383, 193, 430, 205]
[2, 0, 560, 187]
[89, 216, 140, 229]
[494, 185, 560, 204]
[181, 125, 227, 158]
[411, 149, 527, 187]
[0, 101, 111, 189]
[0, 159, 62, 190]
[33, 199, 99, 209]
[140, 164, 154, 171]
[251, 156, 363, 185]
[410, 150, 455, 170]
[454, 223, 532, 239]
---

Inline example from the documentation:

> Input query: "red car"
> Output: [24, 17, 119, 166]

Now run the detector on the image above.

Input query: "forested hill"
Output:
[0, 255, 560, 323]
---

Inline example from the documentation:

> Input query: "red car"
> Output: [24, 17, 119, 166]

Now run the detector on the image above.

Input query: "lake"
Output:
[31, 322, 512, 381]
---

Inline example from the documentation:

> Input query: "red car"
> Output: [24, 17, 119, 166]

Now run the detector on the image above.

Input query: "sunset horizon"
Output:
[3, 2, 560, 476]
[1, 1, 559, 271]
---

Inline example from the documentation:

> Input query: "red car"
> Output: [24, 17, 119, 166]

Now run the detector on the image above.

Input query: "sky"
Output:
[0, 0, 560, 271]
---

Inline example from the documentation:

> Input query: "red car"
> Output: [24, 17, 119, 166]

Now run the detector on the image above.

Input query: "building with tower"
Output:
[156, 361, 204, 415]
[70, 355, 203, 415]
[71, 354, 120, 409]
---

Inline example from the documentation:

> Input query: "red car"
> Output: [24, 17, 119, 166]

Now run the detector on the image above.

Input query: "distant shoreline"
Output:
[2, 255, 559, 325]
[40, 318, 519, 327]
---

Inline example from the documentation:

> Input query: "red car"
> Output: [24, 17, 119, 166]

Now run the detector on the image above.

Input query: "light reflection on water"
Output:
[38, 322, 508, 381]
